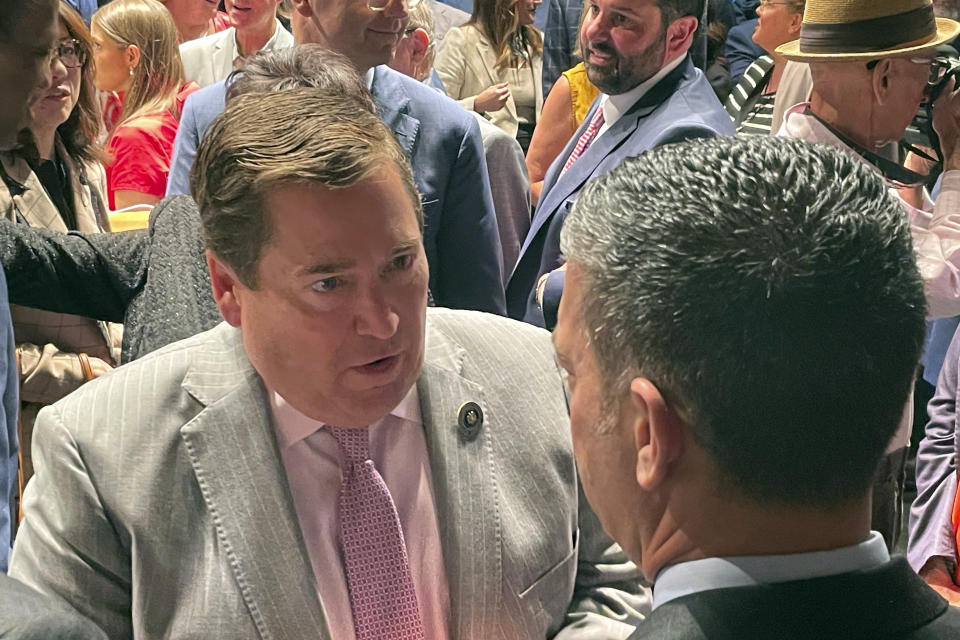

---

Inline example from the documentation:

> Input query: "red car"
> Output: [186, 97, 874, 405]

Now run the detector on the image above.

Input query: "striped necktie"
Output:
[560, 106, 605, 177]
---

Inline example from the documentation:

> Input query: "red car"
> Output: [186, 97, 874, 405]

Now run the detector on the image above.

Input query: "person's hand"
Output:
[933, 76, 960, 170]
[474, 83, 510, 113]
[87, 356, 113, 379]
[536, 263, 567, 307]
[920, 557, 960, 605]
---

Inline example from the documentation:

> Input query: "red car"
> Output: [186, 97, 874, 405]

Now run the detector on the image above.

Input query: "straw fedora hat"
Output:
[776, 0, 960, 61]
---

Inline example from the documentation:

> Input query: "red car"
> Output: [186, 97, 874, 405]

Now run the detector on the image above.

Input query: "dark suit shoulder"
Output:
[631, 558, 956, 640]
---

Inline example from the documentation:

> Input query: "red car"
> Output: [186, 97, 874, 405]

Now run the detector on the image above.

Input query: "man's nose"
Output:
[382, 0, 410, 21]
[355, 288, 401, 340]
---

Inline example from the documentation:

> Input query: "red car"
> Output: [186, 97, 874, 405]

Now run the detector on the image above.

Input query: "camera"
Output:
[903, 45, 960, 165]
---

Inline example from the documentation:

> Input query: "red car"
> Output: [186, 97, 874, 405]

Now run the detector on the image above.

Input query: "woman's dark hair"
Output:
[58, 1, 104, 164]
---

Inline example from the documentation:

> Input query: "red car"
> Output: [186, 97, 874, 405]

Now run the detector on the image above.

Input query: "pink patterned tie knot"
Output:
[328, 426, 425, 640]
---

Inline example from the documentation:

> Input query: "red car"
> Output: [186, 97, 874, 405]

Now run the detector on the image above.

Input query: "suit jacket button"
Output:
[457, 402, 483, 440]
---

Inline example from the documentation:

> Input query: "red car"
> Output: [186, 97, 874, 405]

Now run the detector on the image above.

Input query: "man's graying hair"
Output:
[560, 136, 926, 508]
[226, 44, 375, 114]
[191, 89, 422, 288]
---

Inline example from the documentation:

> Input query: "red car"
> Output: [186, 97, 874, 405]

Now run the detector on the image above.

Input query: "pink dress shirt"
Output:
[269, 386, 451, 640]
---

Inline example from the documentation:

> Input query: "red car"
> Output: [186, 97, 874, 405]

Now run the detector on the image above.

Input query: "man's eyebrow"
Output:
[391, 239, 421, 254]
[296, 260, 354, 276]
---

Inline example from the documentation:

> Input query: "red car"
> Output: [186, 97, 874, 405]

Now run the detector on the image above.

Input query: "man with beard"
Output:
[506, 0, 734, 328]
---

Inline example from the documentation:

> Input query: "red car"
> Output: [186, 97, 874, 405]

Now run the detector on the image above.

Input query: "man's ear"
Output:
[206, 250, 245, 327]
[871, 57, 895, 104]
[410, 28, 430, 65]
[664, 15, 698, 63]
[788, 10, 803, 36]
[630, 377, 685, 491]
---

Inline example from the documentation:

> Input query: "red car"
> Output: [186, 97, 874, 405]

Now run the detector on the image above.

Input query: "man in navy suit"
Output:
[166, 0, 506, 315]
[554, 135, 960, 639]
[506, 0, 734, 327]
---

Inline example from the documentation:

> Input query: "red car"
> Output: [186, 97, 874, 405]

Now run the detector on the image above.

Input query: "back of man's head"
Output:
[226, 44, 374, 114]
[560, 136, 926, 509]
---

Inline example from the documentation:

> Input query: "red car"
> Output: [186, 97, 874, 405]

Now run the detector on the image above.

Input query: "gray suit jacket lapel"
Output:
[418, 323, 501, 638]
[180, 329, 328, 640]
[372, 66, 420, 159]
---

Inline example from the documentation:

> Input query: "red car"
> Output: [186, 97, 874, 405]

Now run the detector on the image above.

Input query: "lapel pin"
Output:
[457, 401, 483, 441]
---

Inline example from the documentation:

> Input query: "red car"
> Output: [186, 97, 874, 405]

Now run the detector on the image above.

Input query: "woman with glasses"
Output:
[434, 0, 544, 153]
[0, 1, 120, 511]
[92, 0, 198, 210]
[724, 0, 805, 135]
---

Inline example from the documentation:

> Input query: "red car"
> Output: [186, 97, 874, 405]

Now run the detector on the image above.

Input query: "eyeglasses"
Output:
[55, 38, 86, 69]
[367, 0, 421, 11]
[758, 0, 797, 7]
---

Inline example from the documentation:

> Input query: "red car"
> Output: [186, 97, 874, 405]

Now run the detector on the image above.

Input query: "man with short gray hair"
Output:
[554, 135, 959, 638]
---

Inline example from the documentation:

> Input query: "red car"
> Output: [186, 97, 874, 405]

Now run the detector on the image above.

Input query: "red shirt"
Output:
[105, 84, 199, 209]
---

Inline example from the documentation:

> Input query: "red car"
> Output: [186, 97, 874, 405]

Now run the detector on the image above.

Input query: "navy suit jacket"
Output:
[725, 19, 766, 84]
[166, 66, 506, 315]
[506, 57, 735, 325]
[0, 265, 16, 572]
[628, 558, 960, 640]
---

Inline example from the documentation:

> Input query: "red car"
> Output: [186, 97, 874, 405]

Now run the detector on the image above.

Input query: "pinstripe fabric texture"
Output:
[11, 309, 648, 639]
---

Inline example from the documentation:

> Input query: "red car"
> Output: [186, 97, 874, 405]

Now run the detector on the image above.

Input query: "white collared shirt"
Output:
[364, 67, 375, 91]
[595, 54, 686, 139]
[652, 531, 889, 610]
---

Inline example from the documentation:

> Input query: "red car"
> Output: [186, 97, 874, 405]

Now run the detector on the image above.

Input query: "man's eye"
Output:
[311, 277, 340, 292]
[391, 254, 414, 271]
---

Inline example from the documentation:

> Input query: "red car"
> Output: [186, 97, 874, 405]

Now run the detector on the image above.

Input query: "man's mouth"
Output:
[353, 353, 401, 375]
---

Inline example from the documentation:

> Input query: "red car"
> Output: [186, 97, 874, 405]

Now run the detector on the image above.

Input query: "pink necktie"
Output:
[560, 106, 605, 176]
[329, 426, 425, 640]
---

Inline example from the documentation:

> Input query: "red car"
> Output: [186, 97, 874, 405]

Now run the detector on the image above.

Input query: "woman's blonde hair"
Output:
[92, 0, 183, 124]
[470, 0, 543, 72]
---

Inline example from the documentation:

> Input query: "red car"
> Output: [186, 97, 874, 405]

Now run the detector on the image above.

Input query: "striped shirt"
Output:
[724, 55, 776, 136]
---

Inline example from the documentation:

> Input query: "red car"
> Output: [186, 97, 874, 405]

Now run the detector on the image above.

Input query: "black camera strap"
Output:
[803, 108, 929, 188]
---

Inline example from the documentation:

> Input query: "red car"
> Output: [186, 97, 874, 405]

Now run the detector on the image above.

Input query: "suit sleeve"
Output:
[0, 266, 16, 573]
[165, 94, 201, 197]
[0, 219, 145, 322]
[9, 404, 133, 639]
[436, 116, 507, 314]
[908, 323, 960, 573]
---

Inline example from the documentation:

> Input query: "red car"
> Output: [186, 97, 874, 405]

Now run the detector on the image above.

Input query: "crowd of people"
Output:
[3, 0, 960, 637]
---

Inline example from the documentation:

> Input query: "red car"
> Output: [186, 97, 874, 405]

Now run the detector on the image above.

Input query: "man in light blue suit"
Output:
[167, 0, 506, 315]
[506, 0, 734, 326]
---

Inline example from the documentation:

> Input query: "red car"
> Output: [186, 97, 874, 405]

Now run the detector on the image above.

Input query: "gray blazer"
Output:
[10, 309, 648, 639]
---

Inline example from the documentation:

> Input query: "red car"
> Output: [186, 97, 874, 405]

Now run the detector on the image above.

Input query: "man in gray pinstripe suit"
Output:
[8, 85, 647, 637]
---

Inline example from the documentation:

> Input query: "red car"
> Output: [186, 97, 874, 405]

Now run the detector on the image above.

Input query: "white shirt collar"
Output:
[364, 68, 375, 91]
[652, 531, 890, 610]
[597, 54, 686, 137]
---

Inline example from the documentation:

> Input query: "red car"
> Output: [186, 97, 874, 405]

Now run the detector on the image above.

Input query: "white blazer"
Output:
[179, 19, 294, 88]
[435, 24, 543, 137]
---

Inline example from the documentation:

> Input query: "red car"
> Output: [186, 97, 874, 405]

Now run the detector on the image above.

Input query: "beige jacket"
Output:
[0, 139, 120, 479]
[435, 24, 543, 137]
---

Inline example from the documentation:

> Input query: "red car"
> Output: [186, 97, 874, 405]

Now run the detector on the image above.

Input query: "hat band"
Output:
[799, 5, 936, 54]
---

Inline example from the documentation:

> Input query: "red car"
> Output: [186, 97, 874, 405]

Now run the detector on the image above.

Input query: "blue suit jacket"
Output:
[166, 66, 506, 315]
[726, 19, 766, 84]
[506, 58, 735, 326]
[0, 266, 18, 571]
